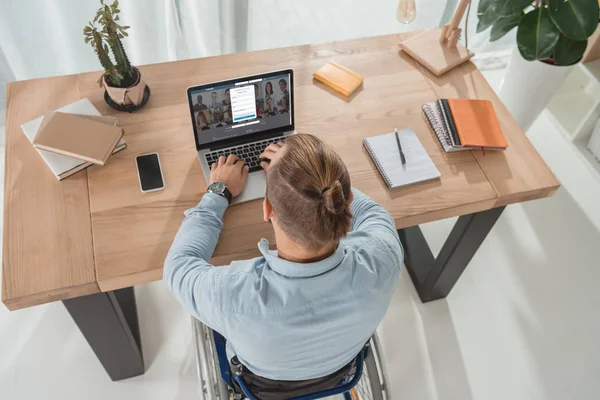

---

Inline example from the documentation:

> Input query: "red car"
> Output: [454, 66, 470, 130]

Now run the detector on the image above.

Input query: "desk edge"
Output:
[2, 281, 100, 311]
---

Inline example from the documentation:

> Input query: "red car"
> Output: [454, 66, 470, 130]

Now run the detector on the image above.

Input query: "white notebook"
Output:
[21, 98, 126, 180]
[363, 128, 441, 188]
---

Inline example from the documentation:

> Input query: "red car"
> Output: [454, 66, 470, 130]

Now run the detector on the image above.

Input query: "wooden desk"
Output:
[2, 32, 559, 380]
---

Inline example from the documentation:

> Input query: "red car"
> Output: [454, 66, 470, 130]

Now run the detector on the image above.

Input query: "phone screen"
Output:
[136, 153, 164, 192]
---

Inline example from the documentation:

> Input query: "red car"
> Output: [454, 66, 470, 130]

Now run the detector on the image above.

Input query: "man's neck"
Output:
[276, 236, 337, 264]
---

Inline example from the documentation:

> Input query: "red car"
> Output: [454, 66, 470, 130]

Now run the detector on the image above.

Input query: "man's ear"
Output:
[348, 189, 354, 206]
[263, 197, 273, 222]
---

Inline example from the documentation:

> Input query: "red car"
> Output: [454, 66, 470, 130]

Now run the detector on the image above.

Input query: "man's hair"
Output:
[197, 95, 202, 102]
[266, 134, 352, 249]
[279, 79, 287, 87]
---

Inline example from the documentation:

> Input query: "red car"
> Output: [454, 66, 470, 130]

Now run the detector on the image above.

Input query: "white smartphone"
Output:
[135, 153, 165, 193]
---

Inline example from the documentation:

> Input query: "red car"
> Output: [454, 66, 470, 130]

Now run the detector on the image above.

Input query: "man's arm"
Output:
[163, 193, 228, 332]
[164, 154, 249, 333]
[350, 187, 403, 263]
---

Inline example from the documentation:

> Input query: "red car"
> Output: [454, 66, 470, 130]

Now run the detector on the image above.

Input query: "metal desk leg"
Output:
[62, 287, 145, 381]
[398, 206, 505, 303]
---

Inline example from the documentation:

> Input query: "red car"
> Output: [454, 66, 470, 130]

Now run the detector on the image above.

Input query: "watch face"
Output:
[210, 182, 225, 194]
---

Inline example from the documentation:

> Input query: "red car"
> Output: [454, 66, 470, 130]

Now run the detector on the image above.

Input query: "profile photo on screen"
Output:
[209, 91, 222, 123]
[279, 96, 290, 114]
[276, 78, 289, 109]
[193, 94, 208, 111]
[264, 81, 275, 100]
[223, 88, 231, 106]
[196, 110, 210, 130]
[265, 97, 277, 117]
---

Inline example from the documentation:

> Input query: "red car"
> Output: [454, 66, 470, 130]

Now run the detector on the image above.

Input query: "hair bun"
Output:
[321, 180, 347, 214]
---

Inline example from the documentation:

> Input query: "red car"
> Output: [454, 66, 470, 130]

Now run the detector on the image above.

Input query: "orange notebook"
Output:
[313, 61, 364, 97]
[447, 99, 508, 150]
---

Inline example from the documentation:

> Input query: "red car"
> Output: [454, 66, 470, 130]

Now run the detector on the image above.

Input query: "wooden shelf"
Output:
[547, 91, 599, 138]
[544, 61, 600, 184]
[546, 62, 600, 141]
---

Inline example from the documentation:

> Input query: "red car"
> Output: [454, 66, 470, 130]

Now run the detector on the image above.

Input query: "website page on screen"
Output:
[190, 73, 291, 146]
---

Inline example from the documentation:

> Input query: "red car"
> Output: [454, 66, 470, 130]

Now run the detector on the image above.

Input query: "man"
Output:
[193, 94, 208, 111]
[164, 134, 402, 392]
[264, 97, 277, 117]
[208, 91, 222, 122]
[276, 79, 289, 109]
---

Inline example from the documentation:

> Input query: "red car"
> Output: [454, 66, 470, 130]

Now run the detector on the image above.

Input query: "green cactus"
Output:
[107, 36, 132, 85]
[83, 0, 135, 87]
[84, 25, 121, 86]
[111, 36, 131, 82]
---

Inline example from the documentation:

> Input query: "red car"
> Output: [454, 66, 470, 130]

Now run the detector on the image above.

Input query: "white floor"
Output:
[2, 68, 600, 400]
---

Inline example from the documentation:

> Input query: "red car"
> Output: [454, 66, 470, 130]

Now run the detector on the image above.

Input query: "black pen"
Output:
[395, 128, 406, 165]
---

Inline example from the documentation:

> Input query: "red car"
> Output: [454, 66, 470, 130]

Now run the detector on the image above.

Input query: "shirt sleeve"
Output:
[350, 187, 403, 266]
[163, 193, 229, 333]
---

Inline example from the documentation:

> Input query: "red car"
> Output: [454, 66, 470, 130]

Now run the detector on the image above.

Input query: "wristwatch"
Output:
[207, 182, 232, 204]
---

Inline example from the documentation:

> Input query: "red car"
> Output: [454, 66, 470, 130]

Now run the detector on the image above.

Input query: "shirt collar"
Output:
[258, 238, 345, 278]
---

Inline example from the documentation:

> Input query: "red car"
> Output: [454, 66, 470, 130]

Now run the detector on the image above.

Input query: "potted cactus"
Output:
[83, 0, 150, 111]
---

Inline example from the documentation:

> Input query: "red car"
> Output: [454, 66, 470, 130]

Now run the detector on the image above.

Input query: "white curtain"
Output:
[0, 0, 515, 126]
[0, 47, 13, 128]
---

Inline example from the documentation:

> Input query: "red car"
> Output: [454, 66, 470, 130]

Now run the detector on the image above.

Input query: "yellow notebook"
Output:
[313, 61, 364, 97]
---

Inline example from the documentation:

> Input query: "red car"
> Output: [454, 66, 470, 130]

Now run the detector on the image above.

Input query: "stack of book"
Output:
[422, 98, 508, 153]
[21, 98, 127, 180]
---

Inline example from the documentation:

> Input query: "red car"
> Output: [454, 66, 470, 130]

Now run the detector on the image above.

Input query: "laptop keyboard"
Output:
[204, 137, 284, 173]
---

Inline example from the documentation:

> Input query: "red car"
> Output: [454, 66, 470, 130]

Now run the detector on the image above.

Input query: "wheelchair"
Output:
[192, 317, 391, 400]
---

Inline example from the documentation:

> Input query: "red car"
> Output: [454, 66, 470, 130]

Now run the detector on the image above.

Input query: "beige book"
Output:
[38, 112, 119, 132]
[33, 112, 123, 166]
[35, 112, 126, 179]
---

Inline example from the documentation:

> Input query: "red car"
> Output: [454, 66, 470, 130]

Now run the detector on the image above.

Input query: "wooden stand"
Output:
[399, 0, 474, 76]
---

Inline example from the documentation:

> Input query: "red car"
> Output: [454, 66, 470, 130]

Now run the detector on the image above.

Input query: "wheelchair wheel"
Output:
[353, 333, 390, 400]
[192, 318, 231, 399]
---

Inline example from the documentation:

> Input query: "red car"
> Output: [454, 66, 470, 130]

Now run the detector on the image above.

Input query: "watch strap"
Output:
[222, 186, 233, 204]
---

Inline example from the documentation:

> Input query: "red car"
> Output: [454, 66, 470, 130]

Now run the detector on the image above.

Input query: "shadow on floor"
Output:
[489, 187, 600, 400]
[379, 270, 474, 400]
[136, 282, 187, 370]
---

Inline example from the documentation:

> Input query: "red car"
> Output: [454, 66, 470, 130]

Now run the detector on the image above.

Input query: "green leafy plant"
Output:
[477, 0, 599, 66]
[83, 0, 135, 87]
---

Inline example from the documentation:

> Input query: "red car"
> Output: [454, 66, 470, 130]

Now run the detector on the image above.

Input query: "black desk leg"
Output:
[398, 206, 505, 303]
[62, 287, 145, 381]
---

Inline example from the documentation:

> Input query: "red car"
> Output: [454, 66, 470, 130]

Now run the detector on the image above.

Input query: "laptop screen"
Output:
[188, 70, 293, 148]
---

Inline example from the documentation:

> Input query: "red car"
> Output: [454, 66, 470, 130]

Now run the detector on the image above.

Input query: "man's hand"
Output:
[210, 154, 249, 198]
[259, 142, 285, 172]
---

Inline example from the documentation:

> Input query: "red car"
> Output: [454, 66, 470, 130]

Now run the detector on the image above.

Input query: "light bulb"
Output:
[397, 0, 416, 24]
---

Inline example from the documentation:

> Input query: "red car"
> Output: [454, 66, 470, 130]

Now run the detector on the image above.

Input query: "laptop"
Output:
[187, 69, 295, 204]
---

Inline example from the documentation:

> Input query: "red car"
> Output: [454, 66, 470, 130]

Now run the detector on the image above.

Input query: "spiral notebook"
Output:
[422, 102, 470, 153]
[363, 128, 440, 189]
